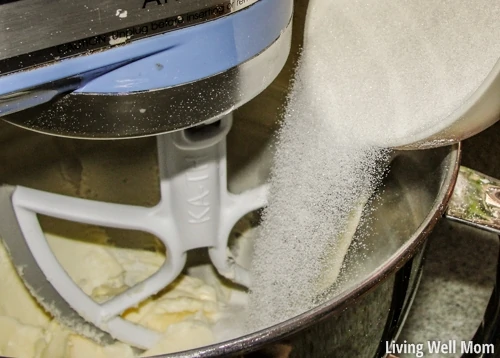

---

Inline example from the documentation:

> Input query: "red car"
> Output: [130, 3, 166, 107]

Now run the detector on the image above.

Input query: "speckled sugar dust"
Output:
[244, 48, 391, 330]
[245, 0, 500, 331]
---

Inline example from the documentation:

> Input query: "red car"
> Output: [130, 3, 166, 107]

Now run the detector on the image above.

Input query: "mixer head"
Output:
[0, 0, 293, 350]
[0, 0, 292, 138]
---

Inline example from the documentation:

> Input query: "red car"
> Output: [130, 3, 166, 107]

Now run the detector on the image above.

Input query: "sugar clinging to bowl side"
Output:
[246, 0, 500, 331]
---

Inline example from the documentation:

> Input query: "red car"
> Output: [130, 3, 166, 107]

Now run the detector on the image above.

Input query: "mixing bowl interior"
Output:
[335, 147, 459, 293]
[0, 105, 460, 358]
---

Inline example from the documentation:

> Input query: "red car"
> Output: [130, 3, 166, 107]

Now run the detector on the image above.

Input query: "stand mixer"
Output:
[0, 0, 293, 350]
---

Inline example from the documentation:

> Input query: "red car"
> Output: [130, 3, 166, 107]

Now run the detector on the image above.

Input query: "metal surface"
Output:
[1, 15, 292, 138]
[447, 167, 500, 234]
[0, 0, 258, 73]
[445, 168, 500, 358]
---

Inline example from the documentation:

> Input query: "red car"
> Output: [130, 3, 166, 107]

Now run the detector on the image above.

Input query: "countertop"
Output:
[397, 121, 500, 357]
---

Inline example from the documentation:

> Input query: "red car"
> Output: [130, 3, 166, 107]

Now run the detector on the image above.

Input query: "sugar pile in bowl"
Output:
[246, 0, 500, 331]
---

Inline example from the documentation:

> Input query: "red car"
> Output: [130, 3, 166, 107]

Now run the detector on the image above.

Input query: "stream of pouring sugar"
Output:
[245, 52, 390, 331]
[245, 0, 500, 331]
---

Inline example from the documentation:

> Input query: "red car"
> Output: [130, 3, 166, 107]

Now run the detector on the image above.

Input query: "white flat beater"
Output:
[0, 115, 268, 349]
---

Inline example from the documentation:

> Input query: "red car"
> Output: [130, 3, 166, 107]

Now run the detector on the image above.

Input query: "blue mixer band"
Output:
[0, 0, 292, 95]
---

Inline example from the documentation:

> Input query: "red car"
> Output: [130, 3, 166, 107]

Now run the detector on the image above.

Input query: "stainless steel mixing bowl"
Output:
[0, 109, 462, 358]
[0, 103, 460, 358]
[0, 70, 462, 357]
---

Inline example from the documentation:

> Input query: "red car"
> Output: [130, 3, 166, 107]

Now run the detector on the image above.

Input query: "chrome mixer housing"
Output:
[0, 0, 293, 138]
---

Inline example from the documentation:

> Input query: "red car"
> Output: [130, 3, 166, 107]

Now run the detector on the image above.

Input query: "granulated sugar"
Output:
[246, 0, 499, 331]
[246, 56, 390, 330]
[304, 0, 500, 147]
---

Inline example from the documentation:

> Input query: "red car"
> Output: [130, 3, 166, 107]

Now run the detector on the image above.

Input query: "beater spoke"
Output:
[13, 186, 154, 231]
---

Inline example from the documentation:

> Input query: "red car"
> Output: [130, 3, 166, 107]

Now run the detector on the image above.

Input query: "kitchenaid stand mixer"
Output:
[0, 0, 293, 349]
